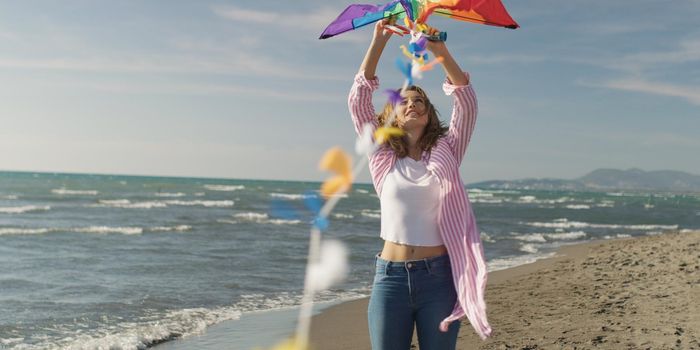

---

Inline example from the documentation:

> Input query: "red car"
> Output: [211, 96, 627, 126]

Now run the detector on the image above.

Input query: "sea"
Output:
[0, 171, 698, 349]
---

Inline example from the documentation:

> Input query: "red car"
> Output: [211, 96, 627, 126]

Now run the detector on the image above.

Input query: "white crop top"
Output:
[379, 157, 443, 246]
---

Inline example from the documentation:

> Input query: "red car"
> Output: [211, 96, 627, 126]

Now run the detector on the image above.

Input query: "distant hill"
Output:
[470, 168, 700, 192]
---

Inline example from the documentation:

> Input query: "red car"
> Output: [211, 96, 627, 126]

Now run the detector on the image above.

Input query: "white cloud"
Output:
[0, 51, 346, 81]
[29, 77, 342, 102]
[623, 38, 700, 66]
[212, 5, 339, 32]
[211, 5, 367, 43]
[465, 53, 547, 65]
[601, 78, 700, 105]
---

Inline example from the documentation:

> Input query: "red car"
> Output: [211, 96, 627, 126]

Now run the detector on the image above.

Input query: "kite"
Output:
[319, 0, 519, 40]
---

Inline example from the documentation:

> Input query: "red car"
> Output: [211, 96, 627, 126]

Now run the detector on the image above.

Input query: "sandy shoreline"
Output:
[309, 231, 700, 349]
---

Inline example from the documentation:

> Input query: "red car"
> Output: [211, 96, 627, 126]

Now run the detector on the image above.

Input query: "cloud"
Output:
[465, 53, 548, 65]
[571, 37, 700, 74]
[213, 5, 339, 32]
[584, 77, 700, 106]
[0, 51, 347, 81]
[623, 38, 700, 66]
[211, 4, 367, 43]
[30, 78, 342, 102]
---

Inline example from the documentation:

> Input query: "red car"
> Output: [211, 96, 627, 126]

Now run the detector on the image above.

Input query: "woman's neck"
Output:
[405, 130, 423, 160]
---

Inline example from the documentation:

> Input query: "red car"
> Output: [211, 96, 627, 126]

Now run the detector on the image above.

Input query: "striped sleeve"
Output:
[442, 72, 478, 166]
[348, 72, 395, 195]
[348, 72, 380, 136]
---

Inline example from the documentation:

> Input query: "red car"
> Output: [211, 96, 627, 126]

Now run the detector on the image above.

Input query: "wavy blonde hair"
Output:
[377, 85, 448, 158]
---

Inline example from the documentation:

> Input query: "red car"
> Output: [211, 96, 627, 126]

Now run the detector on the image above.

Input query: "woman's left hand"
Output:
[423, 25, 448, 54]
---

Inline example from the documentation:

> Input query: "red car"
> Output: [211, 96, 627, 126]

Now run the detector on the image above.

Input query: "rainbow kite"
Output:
[319, 0, 519, 39]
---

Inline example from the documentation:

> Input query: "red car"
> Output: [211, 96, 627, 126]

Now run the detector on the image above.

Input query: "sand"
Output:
[308, 231, 700, 349]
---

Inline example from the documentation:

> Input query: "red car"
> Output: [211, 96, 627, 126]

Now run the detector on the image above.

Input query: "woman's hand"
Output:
[423, 25, 447, 54]
[420, 24, 468, 85]
[372, 18, 394, 45]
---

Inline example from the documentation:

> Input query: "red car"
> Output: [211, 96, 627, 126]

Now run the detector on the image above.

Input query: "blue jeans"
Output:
[368, 253, 460, 350]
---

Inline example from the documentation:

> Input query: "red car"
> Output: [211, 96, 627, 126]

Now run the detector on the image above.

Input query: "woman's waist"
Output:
[379, 240, 448, 262]
[375, 250, 450, 273]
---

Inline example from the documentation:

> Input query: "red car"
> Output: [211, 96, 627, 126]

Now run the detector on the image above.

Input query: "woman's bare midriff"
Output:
[380, 240, 448, 261]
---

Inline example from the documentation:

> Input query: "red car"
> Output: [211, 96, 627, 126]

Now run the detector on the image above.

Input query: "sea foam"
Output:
[0, 205, 50, 214]
[51, 188, 99, 195]
[522, 218, 677, 231]
[204, 184, 245, 191]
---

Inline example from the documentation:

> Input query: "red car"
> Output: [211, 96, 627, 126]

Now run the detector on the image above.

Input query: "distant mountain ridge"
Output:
[470, 168, 700, 192]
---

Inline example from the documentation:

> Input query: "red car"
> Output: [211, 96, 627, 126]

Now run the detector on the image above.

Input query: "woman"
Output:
[348, 19, 491, 350]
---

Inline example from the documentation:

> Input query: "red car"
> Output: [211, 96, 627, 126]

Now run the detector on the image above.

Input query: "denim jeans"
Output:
[367, 253, 460, 350]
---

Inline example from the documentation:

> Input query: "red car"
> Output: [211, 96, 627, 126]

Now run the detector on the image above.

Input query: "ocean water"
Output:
[0, 171, 698, 349]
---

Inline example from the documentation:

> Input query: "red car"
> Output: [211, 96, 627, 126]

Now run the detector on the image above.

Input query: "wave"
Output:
[355, 189, 369, 194]
[545, 231, 586, 240]
[487, 252, 557, 272]
[93, 199, 234, 209]
[51, 188, 99, 195]
[204, 184, 245, 191]
[1, 195, 19, 200]
[0, 225, 192, 236]
[517, 195, 537, 203]
[511, 233, 547, 243]
[14, 306, 244, 350]
[270, 193, 317, 200]
[333, 213, 354, 219]
[0, 228, 51, 235]
[233, 212, 302, 225]
[95, 200, 168, 209]
[467, 191, 494, 198]
[519, 243, 540, 254]
[73, 226, 144, 235]
[21, 287, 374, 350]
[0, 205, 50, 214]
[565, 204, 590, 210]
[471, 189, 521, 194]
[522, 218, 678, 231]
[164, 200, 234, 207]
[153, 192, 187, 197]
[149, 225, 192, 232]
[480, 231, 495, 243]
[361, 209, 381, 219]
[603, 233, 632, 239]
[470, 198, 503, 204]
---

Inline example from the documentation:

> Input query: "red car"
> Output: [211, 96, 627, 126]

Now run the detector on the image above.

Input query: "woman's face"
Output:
[395, 90, 429, 133]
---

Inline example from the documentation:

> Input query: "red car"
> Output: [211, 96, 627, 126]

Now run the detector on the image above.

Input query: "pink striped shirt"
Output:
[348, 72, 491, 339]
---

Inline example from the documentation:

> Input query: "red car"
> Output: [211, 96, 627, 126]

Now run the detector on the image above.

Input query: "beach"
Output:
[309, 231, 700, 349]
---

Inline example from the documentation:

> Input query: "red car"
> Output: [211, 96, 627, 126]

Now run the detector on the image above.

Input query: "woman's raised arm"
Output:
[427, 38, 477, 165]
[349, 20, 393, 136]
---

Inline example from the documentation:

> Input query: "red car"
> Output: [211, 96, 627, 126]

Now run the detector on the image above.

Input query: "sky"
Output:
[1, 0, 699, 184]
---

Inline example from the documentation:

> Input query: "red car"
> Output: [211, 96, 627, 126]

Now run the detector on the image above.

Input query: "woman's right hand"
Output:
[372, 18, 394, 44]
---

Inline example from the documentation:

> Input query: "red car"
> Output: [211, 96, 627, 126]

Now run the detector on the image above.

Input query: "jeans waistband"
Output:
[375, 253, 451, 271]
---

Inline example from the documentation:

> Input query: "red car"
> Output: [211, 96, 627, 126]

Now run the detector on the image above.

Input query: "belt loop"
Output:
[424, 258, 432, 275]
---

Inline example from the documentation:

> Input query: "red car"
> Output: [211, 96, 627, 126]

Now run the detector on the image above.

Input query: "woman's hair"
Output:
[376, 85, 448, 158]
